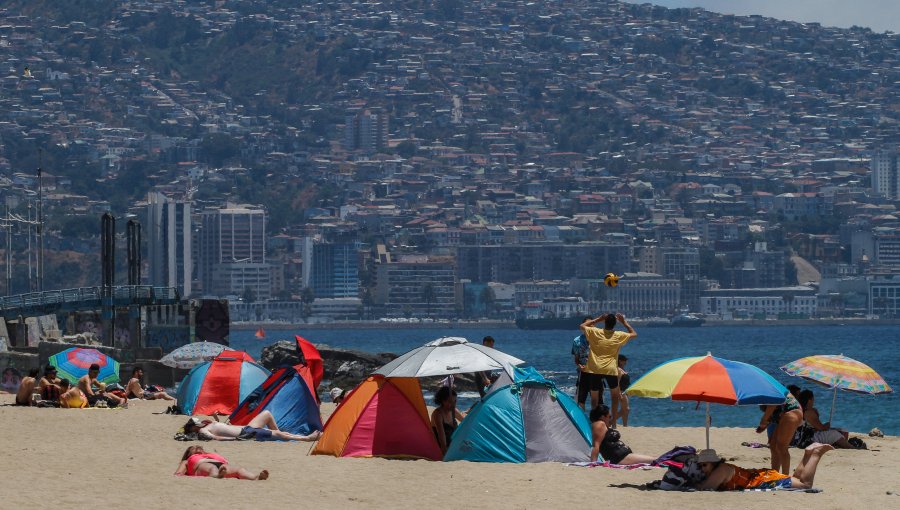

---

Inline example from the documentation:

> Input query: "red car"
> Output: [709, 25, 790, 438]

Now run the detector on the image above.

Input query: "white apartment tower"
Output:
[147, 191, 193, 297]
[197, 204, 270, 300]
[871, 150, 899, 199]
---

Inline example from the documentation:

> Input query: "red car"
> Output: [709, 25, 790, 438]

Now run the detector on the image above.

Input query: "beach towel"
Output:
[742, 487, 823, 493]
[568, 460, 668, 470]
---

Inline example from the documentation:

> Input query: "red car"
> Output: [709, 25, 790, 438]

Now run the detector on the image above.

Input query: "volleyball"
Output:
[603, 272, 620, 287]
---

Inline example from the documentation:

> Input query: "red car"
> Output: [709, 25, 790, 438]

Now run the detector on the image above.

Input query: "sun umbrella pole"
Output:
[705, 401, 710, 450]
[829, 387, 837, 423]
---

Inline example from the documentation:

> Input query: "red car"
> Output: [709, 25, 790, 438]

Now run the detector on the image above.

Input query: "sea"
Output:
[231, 325, 899, 436]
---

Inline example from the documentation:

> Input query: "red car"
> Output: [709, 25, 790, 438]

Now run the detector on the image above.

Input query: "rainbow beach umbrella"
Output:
[781, 354, 892, 422]
[49, 347, 120, 385]
[626, 353, 788, 449]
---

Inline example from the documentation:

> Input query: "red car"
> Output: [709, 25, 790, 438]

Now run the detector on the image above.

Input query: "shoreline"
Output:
[231, 317, 900, 331]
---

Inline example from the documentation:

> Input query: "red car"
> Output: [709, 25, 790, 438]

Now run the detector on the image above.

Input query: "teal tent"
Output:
[444, 367, 592, 463]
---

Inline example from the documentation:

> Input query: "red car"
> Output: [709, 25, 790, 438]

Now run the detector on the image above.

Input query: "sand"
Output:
[1, 395, 897, 509]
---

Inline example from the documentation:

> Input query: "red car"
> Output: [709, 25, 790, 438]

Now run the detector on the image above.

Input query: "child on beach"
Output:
[175, 446, 268, 480]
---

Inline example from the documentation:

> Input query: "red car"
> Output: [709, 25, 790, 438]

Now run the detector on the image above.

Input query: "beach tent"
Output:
[230, 365, 323, 435]
[175, 350, 270, 416]
[444, 368, 592, 463]
[311, 375, 442, 460]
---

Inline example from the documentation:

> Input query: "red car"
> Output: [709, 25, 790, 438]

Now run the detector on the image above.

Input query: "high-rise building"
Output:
[871, 150, 899, 199]
[146, 191, 192, 297]
[374, 255, 456, 318]
[197, 204, 269, 300]
[299, 234, 360, 299]
[344, 108, 389, 152]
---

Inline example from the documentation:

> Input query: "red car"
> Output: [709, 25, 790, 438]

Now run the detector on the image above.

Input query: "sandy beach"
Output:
[1, 395, 896, 509]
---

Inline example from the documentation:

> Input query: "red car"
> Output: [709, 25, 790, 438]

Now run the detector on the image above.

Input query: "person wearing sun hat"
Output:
[695, 443, 835, 491]
[329, 387, 346, 405]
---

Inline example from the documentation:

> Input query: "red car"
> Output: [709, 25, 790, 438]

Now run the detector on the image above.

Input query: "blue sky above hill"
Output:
[626, 1, 899, 33]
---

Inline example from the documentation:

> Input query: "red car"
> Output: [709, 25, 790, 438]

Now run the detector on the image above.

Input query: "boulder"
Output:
[258, 340, 399, 390]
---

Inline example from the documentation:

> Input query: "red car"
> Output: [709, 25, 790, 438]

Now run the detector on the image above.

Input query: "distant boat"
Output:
[255, 327, 266, 339]
[644, 313, 706, 328]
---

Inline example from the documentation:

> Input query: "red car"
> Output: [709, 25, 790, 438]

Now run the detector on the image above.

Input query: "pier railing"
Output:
[0, 285, 182, 318]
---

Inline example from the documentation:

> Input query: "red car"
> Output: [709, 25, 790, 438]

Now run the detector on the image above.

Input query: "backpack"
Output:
[658, 455, 704, 491]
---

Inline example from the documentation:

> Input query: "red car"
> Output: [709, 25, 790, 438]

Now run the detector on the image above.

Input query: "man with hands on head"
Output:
[580, 312, 637, 428]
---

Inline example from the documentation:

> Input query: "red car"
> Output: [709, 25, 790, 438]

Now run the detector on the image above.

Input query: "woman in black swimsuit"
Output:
[590, 405, 657, 464]
[431, 386, 466, 455]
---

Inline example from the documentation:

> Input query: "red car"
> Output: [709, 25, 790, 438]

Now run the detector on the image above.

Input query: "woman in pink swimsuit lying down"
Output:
[174, 446, 269, 480]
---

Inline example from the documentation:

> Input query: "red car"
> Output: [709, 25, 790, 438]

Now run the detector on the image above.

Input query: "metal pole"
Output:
[37, 149, 43, 292]
[705, 401, 711, 450]
[6, 200, 11, 295]
[829, 387, 837, 423]
[27, 203, 32, 291]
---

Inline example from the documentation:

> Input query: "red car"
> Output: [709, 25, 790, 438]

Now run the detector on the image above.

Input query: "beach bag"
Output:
[791, 423, 815, 448]
[658, 456, 704, 491]
[848, 437, 866, 449]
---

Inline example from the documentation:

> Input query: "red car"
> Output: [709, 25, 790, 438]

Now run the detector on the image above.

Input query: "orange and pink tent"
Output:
[312, 375, 441, 460]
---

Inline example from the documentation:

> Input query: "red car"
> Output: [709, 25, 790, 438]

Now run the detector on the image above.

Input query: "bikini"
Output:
[186, 453, 229, 477]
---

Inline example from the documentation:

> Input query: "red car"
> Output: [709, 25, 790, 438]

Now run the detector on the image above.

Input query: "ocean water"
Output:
[231, 325, 899, 435]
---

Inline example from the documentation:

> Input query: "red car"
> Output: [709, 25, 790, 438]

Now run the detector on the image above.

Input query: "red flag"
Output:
[295, 335, 323, 389]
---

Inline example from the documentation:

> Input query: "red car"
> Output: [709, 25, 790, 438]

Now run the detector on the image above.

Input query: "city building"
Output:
[869, 277, 900, 318]
[700, 286, 817, 319]
[299, 233, 360, 299]
[871, 150, 899, 199]
[197, 204, 269, 300]
[603, 272, 680, 318]
[344, 108, 389, 153]
[146, 191, 192, 297]
[373, 255, 456, 318]
[456, 243, 632, 284]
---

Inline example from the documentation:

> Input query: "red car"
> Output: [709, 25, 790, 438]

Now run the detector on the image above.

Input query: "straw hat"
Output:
[697, 449, 724, 463]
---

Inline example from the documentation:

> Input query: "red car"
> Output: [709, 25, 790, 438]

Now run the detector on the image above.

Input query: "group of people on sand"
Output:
[758, 383, 865, 476]
[572, 311, 842, 491]
[15, 364, 173, 409]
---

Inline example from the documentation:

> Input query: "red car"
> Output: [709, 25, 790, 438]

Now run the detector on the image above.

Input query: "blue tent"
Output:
[229, 366, 323, 435]
[445, 367, 592, 463]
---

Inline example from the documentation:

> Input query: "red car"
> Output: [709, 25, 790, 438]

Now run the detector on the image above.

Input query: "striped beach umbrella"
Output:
[781, 354, 892, 422]
[626, 353, 788, 449]
[49, 347, 120, 385]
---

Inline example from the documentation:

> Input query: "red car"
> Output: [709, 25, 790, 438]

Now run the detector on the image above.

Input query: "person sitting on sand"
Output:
[14, 368, 39, 406]
[431, 386, 466, 455]
[175, 445, 268, 480]
[182, 410, 320, 442]
[58, 379, 88, 408]
[39, 366, 62, 403]
[590, 404, 657, 464]
[795, 389, 861, 449]
[124, 366, 173, 401]
[78, 364, 126, 408]
[696, 443, 834, 491]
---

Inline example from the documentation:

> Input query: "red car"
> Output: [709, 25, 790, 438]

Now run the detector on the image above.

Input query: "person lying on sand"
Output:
[590, 404, 657, 464]
[696, 443, 834, 491]
[124, 366, 174, 401]
[175, 446, 268, 480]
[182, 410, 321, 442]
[15, 368, 39, 406]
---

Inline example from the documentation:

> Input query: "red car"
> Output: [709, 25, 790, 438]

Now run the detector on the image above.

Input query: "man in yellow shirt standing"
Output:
[580, 313, 637, 428]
